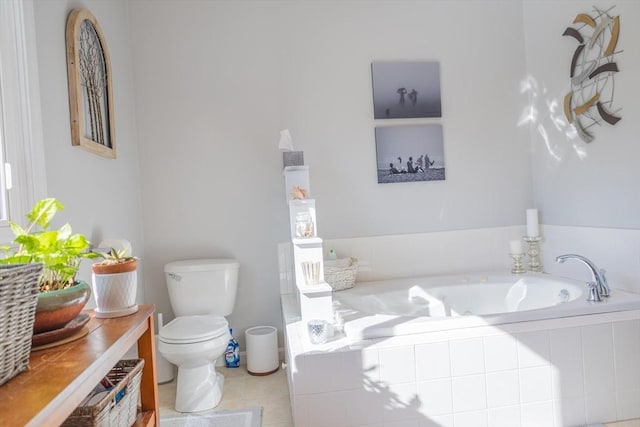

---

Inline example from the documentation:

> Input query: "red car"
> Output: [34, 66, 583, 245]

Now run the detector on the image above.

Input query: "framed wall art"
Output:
[375, 124, 445, 184]
[371, 61, 442, 120]
[66, 8, 116, 158]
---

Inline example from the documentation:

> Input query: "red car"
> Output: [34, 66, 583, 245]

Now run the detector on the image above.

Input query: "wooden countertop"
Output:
[0, 304, 158, 427]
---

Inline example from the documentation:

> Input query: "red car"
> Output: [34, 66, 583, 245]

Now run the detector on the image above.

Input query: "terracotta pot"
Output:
[34, 281, 91, 334]
[91, 258, 137, 274]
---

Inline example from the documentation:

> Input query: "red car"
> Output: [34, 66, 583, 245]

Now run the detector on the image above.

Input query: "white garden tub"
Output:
[333, 271, 640, 340]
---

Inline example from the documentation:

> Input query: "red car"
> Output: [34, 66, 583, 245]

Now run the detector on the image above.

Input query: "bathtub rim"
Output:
[333, 271, 640, 341]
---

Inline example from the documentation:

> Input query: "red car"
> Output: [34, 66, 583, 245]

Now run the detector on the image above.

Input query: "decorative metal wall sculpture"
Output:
[562, 6, 622, 143]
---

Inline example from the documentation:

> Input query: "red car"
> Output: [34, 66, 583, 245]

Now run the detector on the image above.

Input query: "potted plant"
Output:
[0, 198, 99, 334]
[91, 246, 139, 318]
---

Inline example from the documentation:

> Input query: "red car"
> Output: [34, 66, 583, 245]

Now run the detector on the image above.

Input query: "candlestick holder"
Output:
[523, 236, 543, 272]
[510, 253, 526, 275]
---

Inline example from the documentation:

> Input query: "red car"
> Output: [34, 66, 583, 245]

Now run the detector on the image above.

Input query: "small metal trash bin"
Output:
[245, 326, 279, 376]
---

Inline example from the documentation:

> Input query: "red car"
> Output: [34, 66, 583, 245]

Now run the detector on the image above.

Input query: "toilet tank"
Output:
[165, 259, 239, 317]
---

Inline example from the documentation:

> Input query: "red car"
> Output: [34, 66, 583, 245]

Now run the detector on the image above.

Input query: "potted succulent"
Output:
[0, 198, 99, 334]
[91, 246, 139, 318]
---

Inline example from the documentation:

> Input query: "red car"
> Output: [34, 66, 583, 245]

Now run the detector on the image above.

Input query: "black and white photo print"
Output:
[375, 124, 445, 184]
[371, 61, 442, 119]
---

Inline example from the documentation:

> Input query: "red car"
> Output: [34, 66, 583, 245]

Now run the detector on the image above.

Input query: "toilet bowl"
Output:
[157, 259, 239, 413]
[158, 315, 230, 412]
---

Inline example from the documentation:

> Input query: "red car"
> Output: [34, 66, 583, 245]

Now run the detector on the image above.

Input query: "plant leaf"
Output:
[26, 198, 64, 230]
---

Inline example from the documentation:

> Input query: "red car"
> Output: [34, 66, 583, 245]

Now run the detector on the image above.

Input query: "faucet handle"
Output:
[599, 269, 610, 297]
[586, 281, 602, 303]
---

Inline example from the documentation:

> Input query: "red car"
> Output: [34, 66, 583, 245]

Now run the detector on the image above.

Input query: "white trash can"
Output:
[245, 326, 279, 376]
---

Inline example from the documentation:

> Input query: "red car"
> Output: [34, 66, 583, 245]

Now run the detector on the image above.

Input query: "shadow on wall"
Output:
[292, 348, 441, 426]
[518, 74, 584, 162]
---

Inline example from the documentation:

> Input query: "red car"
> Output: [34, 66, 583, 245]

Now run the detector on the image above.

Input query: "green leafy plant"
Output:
[0, 198, 99, 292]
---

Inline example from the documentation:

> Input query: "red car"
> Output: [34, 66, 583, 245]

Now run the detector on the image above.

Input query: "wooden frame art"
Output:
[66, 8, 116, 158]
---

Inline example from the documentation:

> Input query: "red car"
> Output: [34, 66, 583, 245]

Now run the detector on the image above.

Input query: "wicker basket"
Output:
[0, 263, 43, 386]
[324, 257, 358, 291]
[62, 359, 145, 427]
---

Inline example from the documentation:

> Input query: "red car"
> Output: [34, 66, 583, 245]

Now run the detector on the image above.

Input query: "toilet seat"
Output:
[159, 315, 228, 344]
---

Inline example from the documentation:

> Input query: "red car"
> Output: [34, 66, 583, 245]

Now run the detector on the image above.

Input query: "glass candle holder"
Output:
[295, 212, 315, 238]
[307, 319, 329, 344]
[510, 253, 526, 275]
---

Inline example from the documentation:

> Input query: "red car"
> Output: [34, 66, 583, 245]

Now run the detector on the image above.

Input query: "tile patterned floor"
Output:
[158, 366, 293, 427]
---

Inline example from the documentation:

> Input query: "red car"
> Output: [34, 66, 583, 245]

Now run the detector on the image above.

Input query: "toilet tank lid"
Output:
[165, 258, 239, 273]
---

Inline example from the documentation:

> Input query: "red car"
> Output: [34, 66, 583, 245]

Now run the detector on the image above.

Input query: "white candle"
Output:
[510, 239, 524, 255]
[526, 208, 539, 237]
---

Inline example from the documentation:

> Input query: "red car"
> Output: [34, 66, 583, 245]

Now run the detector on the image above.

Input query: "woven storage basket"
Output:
[324, 257, 358, 291]
[62, 359, 144, 427]
[0, 263, 43, 386]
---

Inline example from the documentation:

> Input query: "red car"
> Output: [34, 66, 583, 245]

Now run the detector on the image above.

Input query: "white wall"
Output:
[27, 0, 640, 348]
[128, 0, 533, 341]
[523, 0, 640, 228]
[32, 0, 145, 304]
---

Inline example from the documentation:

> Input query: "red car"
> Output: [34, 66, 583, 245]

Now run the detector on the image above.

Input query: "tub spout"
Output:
[555, 254, 610, 300]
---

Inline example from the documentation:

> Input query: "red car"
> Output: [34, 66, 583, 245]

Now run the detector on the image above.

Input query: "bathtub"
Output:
[333, 271, 640, 340]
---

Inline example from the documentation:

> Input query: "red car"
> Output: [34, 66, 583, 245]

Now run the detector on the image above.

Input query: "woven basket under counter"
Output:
[62, 359, 145, 427]
[323, 257, 358, 291]
[0, 263, 43, 386]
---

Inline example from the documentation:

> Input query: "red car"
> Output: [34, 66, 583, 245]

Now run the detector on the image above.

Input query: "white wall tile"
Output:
[582, 323, 615, 396]
[360, 346, 380, 383]
[488, 406, 521, 427]
[486, 370, 520, 408]
[616, 387, 640, 421]
[452, 375, 487, 412]
[384, 419, 421, 427]
[379, 346, 416, 385]
[292, 394, 306, 427]
[450, 338, 485, 376]
[517, 330, 550, 368]
[298, 391, 349, 427]
[383, 382, 420, 423]
[521, 401, 554, 427]
[453, 410, 488, 427]
[613, 319, 640, 390]
[553, 397, 586, 427]
[417, 378, 452, 417]
[415, 341, 450, 380]
[427, 414, 454, 427]
[343, 386, 384, 425]
[294, 352, 359, 394]
[549, 327, 584, 399]
[484, 334, 518, 373]
[519, 366, 552, 403]
[585, 393, 617, 425]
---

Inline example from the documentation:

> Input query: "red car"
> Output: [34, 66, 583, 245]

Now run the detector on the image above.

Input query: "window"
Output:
[0, 0, 47, 241]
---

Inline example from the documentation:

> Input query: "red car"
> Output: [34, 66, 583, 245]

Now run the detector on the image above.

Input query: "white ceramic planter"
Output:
[91, 270, 138, 318]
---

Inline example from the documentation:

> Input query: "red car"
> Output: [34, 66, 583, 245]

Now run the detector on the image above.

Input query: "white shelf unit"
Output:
[283, 167, 333, 342]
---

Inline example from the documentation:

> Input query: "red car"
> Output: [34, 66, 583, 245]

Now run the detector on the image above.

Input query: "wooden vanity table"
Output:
[0, 304, 159, 427]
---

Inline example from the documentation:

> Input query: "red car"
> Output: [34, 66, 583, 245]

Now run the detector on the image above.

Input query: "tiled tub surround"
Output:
[280, 227, 640, 426]
[283, 296, 640, 426]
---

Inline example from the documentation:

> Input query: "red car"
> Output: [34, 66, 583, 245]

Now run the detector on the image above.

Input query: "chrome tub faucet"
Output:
[556, 254, 610, 302]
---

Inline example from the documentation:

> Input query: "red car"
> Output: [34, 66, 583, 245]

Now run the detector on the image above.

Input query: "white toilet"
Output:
[157, 259, 239, 412]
